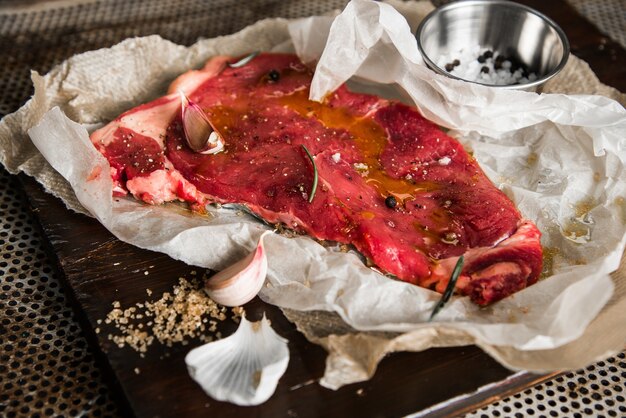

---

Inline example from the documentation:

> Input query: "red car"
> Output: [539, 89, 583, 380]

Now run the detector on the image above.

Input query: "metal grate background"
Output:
[466, 354, 626, 418]
[0, 1, 624, 417]
[568, 0, 626, 49]
[0, 168, 120, 417]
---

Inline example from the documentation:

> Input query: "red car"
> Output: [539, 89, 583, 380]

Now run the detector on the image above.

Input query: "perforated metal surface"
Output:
[466, 353, 626, 418]
[0, 168, 120, 417]
[569, 0, 626, 48]
[0, 0, 348, 116]
[0, 1, 625, 417]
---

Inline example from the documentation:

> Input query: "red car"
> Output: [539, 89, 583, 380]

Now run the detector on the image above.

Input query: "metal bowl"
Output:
[416, 0, 570, 91]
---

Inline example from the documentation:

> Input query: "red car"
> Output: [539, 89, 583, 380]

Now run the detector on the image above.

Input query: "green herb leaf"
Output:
[301, 145, 318, 203]
[227, 51, 260, 68]
[429, 255, 464, 321]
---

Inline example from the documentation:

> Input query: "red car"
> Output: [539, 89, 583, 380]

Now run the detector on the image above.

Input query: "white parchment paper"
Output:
[2, 0, 625, 373]
[269, 0, 626, 351]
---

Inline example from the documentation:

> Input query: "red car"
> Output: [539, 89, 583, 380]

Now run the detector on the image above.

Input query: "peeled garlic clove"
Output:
[185, 314, 289, 406]
[205, 231, 270, 307]
[205, 131, 224, 155]
[179, 90, 224, 154]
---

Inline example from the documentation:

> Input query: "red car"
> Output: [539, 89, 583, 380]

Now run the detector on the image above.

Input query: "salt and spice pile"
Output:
[100, 274, 244, 354]
[101, 274, 291, 406]
[437, 45, 538, 86]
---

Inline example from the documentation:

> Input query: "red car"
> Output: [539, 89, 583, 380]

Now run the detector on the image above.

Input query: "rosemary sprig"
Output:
[429, 255, 464, 321]
[227, 51, 260, 68]
[301, 145, 318, 203]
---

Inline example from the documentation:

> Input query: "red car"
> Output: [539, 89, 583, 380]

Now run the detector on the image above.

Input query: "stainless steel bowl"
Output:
[416, 0, 570, 91]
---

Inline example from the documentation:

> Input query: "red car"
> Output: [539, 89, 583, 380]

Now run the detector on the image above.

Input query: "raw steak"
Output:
[91, 53, 543, 305]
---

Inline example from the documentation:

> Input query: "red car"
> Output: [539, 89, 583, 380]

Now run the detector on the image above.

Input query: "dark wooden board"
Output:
[21, 175, 557, 418]
[12, 0, 624, 417]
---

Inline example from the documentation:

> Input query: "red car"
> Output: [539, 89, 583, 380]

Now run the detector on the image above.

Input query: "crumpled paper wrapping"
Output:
[1, 0, 625, 390]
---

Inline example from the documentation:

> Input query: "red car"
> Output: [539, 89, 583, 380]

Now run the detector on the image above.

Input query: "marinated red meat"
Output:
[90, 53, 543, 305]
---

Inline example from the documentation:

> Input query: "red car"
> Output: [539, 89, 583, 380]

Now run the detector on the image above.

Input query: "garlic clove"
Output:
[179, 90, 224, 154]
[205, 131, 224, 155]
[185, 314, 289, 406]
[227, 51, 260, 68]
[205, 231, 271, 307]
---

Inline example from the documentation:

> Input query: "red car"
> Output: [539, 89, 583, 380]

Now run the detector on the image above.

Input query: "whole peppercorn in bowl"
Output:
[416, 0, 569, 91]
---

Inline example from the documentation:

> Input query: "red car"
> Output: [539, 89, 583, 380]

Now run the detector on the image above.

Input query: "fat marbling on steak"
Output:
[91, 53, 543, 306]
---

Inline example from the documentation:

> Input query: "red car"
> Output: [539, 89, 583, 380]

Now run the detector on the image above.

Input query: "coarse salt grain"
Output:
[436, 46, 537, 86]
[102, 276, 244, 353]
[438, 156, 451, 166]
[353, 162, 369, 177]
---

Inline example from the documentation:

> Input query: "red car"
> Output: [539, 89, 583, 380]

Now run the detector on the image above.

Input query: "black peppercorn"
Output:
[483, 50, 493, 59]
[268, 69, 280, 82]
[509, 58, 521, 72]
[445, 59, 461, 72]
[385, 195, 397, 209]
[481, 66, 489, 74]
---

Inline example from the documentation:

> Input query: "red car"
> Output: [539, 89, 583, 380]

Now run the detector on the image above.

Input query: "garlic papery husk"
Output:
[179, 90, 224, 154]
[205, 230, 270, 307]
[227, 51, 260, 68]
[185, 315, 289, 406]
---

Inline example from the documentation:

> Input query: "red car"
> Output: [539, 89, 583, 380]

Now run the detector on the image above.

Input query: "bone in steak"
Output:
[91, 53, 543, 306]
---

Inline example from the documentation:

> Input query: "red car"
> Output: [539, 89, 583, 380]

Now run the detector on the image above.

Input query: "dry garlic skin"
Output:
[185, 315, 289, 406]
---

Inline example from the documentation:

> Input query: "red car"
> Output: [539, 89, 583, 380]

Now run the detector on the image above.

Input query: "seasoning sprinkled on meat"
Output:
[91, 53, 543, 305]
